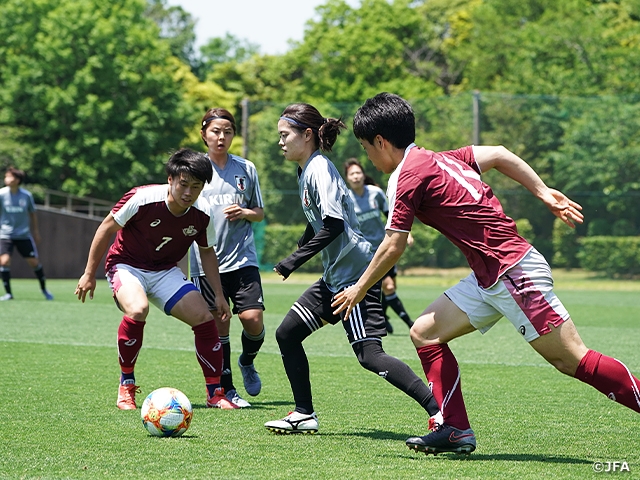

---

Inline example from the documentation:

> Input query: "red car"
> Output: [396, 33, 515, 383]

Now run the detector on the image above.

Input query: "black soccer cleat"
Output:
[406, 423, 476, 456]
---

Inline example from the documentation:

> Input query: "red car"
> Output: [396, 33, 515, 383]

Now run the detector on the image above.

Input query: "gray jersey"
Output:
[348, 185, 388, 251]
[299, 151, 372, 292]
[0, 186, 36, 240]
[190, 154, 264, 275]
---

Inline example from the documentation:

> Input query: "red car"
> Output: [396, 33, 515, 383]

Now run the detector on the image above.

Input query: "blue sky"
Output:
[168, 0, 360, 55]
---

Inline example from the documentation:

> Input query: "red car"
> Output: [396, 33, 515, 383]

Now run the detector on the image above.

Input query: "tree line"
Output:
[1, 0, 640, 258]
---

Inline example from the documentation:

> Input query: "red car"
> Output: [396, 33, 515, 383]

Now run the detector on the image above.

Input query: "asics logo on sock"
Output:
[212, 342, 222, 351]
[124, 339, 137, 346]
[608, 392, 617, 401]
[449, 431, 475, 443]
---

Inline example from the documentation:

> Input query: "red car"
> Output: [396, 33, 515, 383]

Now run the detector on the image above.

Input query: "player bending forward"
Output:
[76, 148, 235, 410]
[333, 93, 640, 456]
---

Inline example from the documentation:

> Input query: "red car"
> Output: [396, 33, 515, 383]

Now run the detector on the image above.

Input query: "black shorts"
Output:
[192, 266, 265, 314]
[0, 238, 37, 258]
[295, 278, 387, 344]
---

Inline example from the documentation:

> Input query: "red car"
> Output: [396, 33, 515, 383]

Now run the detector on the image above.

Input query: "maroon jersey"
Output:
[106, 184, 216, 272]
[386, 145, 531, 288]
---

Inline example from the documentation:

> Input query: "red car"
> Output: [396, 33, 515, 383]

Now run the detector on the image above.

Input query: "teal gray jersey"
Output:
[190, 154, 264, 275]
[299, 151, 372, 292]
[0, 186, 36, 239]
[348, 185, 388, 251]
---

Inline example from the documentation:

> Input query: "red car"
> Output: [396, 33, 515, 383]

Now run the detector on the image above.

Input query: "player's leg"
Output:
[0, 240, 14, 300]
[18, 238, 52, 300]
[382, 267, 413, 328]
[166, 276, 233, 409]
[406, 285, 484, 455]
[234, 267, 266, 397]
[530, 319, 640, 413]
[191, 275, 249, 407]
[265, 281, 326, 434]
[108, 265, 150, 410]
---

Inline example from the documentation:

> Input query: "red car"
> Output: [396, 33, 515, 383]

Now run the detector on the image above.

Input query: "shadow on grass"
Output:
[331, 429, 590, 465]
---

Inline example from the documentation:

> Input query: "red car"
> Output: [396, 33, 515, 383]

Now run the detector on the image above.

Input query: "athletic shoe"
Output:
[265, 411, 319, 434]
[406, 423, 476, 455]
[238, 359, 261, 396]
[0, 293, 14, 301]
[206, 387, 240, 409]
[43, 290, 54, 301]
[384, 318, 394, 334]
[225, 388, 251, 408]
[117, 383, 140, 410]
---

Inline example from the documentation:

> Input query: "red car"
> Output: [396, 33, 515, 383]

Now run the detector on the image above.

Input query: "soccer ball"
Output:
[141, 387, 193, 437]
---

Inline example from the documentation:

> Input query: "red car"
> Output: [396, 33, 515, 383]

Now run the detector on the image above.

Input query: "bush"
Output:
[578, 236, 640, 277]
[552, 217, 579, 268]
[260, 224, 323, 273]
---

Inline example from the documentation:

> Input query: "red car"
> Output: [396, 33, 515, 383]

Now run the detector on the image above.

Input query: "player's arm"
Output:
[28, 211, 41, 244]
[297, 222, 315, 248]
[198, 246, 231, 322]
[223, 205, 264, 222]
[76, 214, 121, 302]
[274, 216, 344, 280]
[332, 230, 409, 320]
[473, 145, 583, 228]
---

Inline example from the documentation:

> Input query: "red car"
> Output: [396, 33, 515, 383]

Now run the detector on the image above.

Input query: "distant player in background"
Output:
[190, 108, 266, 409]
[333, 92, 640, 455]
[75, 148, 233, 410]
[343, 158, 413, 333]
[0, 167, 53, 301]
[264, 103, 440, 435]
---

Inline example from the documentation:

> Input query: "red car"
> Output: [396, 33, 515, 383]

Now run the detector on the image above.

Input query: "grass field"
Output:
[1, 270, 639, 479]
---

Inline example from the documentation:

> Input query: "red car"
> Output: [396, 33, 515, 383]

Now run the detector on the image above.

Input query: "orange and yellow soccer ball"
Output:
[141, 387, 193, 437]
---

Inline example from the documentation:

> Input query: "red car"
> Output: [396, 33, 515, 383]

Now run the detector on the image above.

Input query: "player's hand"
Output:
[273, 267, 287, 281]
[544, 188, 584, 228]
[75, 273, 96, 302]
[331, 284, 366, 321]
[223, 204, 246, 222]
[214, 297, 232, 323]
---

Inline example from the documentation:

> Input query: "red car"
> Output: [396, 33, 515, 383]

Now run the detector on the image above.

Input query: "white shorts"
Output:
[106, 264, 198, 315]
[444, 248, 570, 342]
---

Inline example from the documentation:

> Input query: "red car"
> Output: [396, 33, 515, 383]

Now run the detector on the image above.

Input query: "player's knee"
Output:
[275, 310, 307, 347]
[353, 341, 386, 373]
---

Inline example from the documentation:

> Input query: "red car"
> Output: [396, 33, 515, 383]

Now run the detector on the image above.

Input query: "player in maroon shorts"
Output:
[333, 93, 640, 455]
[76, 148, 234, 410]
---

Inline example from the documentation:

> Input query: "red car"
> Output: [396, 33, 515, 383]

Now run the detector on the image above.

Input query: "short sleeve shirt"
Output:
[0, 186, 36, 240]
[106, 184, 216, 272]
[348, 185, 388, 251]
[189, 154, 264, 276]
[299, 151, 372, 292]
[386, 145, 531, 288]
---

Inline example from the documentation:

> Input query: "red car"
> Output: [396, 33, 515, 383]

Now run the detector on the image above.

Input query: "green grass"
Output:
[1, 271, 639, 479]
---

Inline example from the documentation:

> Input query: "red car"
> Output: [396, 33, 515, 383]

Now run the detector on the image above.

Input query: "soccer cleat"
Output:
[238, 359, 261, 396]
[265, 411, 319, 434]
[206, 387, 240, 409]
[43, 290, 54, 301]
[406, 423, 476, 455]
[0, 293, 14, 301]
[225, 388, 251, 408]
[117, 383, 141, 410]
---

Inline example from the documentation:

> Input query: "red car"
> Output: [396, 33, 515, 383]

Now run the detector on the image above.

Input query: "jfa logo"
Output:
[592, 461, 630, 473]
[235, 175, 247, 192]
[303, 188, 311, 208]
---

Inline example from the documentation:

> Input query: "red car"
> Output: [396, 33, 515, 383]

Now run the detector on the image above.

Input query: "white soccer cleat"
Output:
[265, 411, 319, 434]
[225, 389, 251, 408]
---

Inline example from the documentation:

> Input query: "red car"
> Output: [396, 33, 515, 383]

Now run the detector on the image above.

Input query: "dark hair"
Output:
[165, 148, 213, 184]
[280, 103, 346, 152]
[5, 167, 25, 185]
[353, 92, 415, 149]
[343, 158, 377, 186]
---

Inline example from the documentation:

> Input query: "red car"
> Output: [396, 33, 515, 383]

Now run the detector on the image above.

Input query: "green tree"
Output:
[145, 0, 197, 68]
[0, 0, 193, 198]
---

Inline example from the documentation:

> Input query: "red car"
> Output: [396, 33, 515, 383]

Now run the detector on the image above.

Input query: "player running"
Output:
[190, 108, 266, 409]
[333, 92, 640, 455]
[76, 148, 233, 410]
[264, 103, 440, 435]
